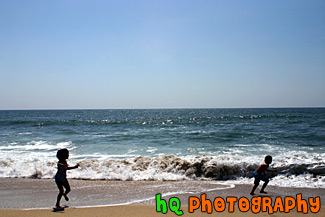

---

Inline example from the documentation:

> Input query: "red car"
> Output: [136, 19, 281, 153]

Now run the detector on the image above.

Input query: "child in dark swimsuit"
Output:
[250, 155, 277, 195]
[55, 149, 79, 208]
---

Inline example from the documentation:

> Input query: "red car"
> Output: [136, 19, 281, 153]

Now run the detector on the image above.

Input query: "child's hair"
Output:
[56, 149, 69, 161]
[264, 155, 272, 164]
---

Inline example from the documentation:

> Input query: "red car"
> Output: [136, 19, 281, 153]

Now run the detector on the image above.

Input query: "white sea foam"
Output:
[0, 148, 324, 188]
[17, 132, 33, 135]
[0, 141, 74, 151]
[227, 174, 325, 189]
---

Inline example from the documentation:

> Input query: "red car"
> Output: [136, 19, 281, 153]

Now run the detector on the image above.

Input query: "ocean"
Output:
[1, 108, 324, 188]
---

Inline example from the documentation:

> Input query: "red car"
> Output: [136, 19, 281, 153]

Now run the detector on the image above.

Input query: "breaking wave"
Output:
[0, 152, 324, 188]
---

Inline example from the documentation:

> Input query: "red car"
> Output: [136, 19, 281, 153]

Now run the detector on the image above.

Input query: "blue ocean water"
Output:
[1, 108, 324, 187]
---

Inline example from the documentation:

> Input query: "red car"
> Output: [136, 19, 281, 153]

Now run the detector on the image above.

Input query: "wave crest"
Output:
[0, 154, 324, 188]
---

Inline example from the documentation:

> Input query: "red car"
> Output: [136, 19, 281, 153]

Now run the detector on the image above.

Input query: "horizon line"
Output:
[1, 106, 325, 111]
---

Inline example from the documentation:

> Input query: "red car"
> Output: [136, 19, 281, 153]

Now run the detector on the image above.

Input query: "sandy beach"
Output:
[1, 204, 324, 217]
[0, 178, 324, 216]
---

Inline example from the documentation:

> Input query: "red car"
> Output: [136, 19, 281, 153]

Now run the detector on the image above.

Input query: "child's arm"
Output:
[266, 167, 277, 172]
[67, 163, 79, 170]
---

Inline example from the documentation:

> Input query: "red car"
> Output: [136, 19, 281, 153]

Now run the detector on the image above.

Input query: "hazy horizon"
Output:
[1, 106, 325, 111]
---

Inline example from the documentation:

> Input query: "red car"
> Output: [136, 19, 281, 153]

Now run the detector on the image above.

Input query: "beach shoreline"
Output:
[0, 177, 324, 216]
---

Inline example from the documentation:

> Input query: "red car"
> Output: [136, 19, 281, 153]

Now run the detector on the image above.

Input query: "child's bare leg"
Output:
[260, 180, 269, 193]
[250, 184, 258, 195]
[250, 178, 260, 195]
[56, 182, 64, 207]
[63, 181, 71, 201]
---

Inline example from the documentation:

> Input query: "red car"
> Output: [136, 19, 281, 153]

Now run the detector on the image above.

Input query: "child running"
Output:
[250, 155, 277, 195]
[55, 148, 79, 208]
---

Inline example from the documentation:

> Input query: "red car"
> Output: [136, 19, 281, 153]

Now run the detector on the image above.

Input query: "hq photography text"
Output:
[155, 193, 321, 216]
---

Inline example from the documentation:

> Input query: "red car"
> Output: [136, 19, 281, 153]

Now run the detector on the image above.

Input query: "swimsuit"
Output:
[253, 171, 268, 184]
[55, 161, 68, 183]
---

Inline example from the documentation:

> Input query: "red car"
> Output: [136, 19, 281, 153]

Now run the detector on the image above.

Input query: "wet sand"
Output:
[0, 178, 324, 216]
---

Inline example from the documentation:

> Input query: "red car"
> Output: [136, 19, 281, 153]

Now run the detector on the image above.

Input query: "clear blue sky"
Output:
[1, 0, 324, 109]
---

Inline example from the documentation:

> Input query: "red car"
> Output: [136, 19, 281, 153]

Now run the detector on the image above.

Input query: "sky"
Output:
[0, 0, 324, 109]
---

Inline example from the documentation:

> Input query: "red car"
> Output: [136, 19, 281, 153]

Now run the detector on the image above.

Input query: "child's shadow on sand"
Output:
[256, 194, 275, 198]
[52, 205, 69, 212]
